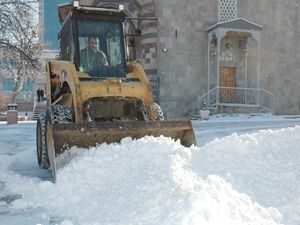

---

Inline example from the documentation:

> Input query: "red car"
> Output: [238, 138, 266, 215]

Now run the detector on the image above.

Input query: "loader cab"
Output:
[59, 4, 127, 77]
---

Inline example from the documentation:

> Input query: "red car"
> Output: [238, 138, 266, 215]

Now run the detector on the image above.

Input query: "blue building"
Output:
[40, 0, 67, 49]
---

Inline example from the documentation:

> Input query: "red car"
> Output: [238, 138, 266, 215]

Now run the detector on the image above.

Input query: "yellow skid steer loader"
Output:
[36, 2, 196, 181]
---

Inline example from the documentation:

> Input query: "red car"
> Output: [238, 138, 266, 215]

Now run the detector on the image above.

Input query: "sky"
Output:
[0, 115, 300, 225]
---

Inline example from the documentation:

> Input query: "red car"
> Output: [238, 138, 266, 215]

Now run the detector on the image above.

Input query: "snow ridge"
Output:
[1, 134, 285, 225]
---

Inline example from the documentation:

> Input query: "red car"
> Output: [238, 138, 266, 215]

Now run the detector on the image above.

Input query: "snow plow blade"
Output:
[46, 120, 196, 180]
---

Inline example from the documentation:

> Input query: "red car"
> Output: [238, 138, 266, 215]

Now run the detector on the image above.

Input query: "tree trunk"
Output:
[10, 71, 24, 104]
[11, 91, 19, 104]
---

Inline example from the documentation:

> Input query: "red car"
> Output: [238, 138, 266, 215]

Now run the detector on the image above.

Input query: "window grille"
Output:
[149, 76, 160, 103]
[3, 78, 13, 91]
[59, 19, 73, 61]
[219, 0, 237, 22]
[3, 78, 32, 92]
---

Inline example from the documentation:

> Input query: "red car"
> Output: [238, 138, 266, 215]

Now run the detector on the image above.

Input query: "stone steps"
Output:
[32, 101, 47, 120]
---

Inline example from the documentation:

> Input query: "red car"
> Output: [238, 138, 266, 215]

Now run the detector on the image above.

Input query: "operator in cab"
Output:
[79, 35, 108, 75]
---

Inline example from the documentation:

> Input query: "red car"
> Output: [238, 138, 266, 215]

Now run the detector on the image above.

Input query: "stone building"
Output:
[39, 0, 300, 118]
[156, 0, 300, 117]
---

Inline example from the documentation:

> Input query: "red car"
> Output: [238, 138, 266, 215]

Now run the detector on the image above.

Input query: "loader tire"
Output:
[36, 113, 50, 169]
[44, 105, 73, 168]
[45, 105, 73, 124]
[150, 103, 164, 121]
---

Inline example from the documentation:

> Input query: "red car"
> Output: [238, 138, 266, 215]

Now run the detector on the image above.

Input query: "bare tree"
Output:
[0, 0, 42, 103]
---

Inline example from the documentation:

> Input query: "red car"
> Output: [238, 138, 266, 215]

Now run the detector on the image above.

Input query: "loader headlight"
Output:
[119, 4, 124, 11]
[84, 104, 91, 112]
[73, 1, 79, 7]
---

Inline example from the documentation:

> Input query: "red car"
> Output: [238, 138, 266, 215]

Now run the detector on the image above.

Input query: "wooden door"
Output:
[220, 67, 236, 103]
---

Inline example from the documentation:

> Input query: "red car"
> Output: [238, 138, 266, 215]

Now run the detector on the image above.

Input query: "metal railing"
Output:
[197, 87, 275, 113]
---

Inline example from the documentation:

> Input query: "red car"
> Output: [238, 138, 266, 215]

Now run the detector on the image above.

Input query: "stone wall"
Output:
[156, 0, 300, 117]
[157, 0, 218, 118]
[139, 0, 159, 101]
[38, 0, 300, 117]
[237, 0, 300, 114]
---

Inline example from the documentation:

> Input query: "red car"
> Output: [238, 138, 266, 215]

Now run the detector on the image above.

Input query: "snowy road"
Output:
[0, 115, 300, 225]
[193, 116, 300, 146]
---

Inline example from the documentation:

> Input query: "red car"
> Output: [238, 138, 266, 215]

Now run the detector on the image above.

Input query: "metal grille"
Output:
[219, 0, 237, 22]
[197, 87, 275, 113]
[149, 76, 160, 103]
[59, 19, 73, 61]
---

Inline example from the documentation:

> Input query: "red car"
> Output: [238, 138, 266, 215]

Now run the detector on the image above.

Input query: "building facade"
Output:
[39, 0, 300, 118]
[155, 0, 300, 117]
[37, 0, 63, 105]
[0, 47, 35, 112]
[39, 0, 67, 49]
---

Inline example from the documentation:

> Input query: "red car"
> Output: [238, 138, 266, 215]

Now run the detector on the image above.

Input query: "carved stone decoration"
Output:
[221, 41, 235, 62]
[210, 35, 217, 57]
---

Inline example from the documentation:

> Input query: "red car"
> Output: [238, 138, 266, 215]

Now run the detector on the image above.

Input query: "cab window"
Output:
[77, 19, 126, 77]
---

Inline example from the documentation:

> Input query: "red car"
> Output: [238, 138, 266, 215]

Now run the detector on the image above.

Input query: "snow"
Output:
[191, 127, 300, 225]
[0, 115, 300, 225]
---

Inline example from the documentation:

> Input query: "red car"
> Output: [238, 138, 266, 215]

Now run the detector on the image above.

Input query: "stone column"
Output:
[207, 32, 214, 108]
[140, 0, 158, 102]
[252, 31, 262, 105]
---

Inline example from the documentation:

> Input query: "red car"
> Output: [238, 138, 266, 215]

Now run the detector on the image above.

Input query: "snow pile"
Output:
[191, 126, 300, 225]
[1, 135, 284, 225]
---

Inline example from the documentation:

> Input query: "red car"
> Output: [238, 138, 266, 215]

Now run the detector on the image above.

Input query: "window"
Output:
[3, 78, 32, 91]
[3, 78, 13, 91]
[219, 0, 237, 22]
[60, 18, 72, 61]
[22, 80, 33, 91]
[77, 19, 126, 77]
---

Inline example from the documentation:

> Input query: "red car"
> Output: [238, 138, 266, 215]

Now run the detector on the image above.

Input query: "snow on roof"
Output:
[207, 18, 263, 32]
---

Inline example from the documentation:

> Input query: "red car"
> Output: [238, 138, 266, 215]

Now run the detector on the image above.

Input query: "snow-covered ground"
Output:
[0, 114, 300, 225]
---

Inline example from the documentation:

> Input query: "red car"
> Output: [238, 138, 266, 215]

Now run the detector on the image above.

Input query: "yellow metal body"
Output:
[43, 60, 197, 181]
[46, 61, 155, 123]
[37, 4, 197, 182]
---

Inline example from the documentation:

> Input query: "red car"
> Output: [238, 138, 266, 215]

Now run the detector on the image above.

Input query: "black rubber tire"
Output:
[45, 105, 73, 124]
[36, 113, 50, 169]
[44, 104, 73, 163]
[37, 105, 73, 170]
